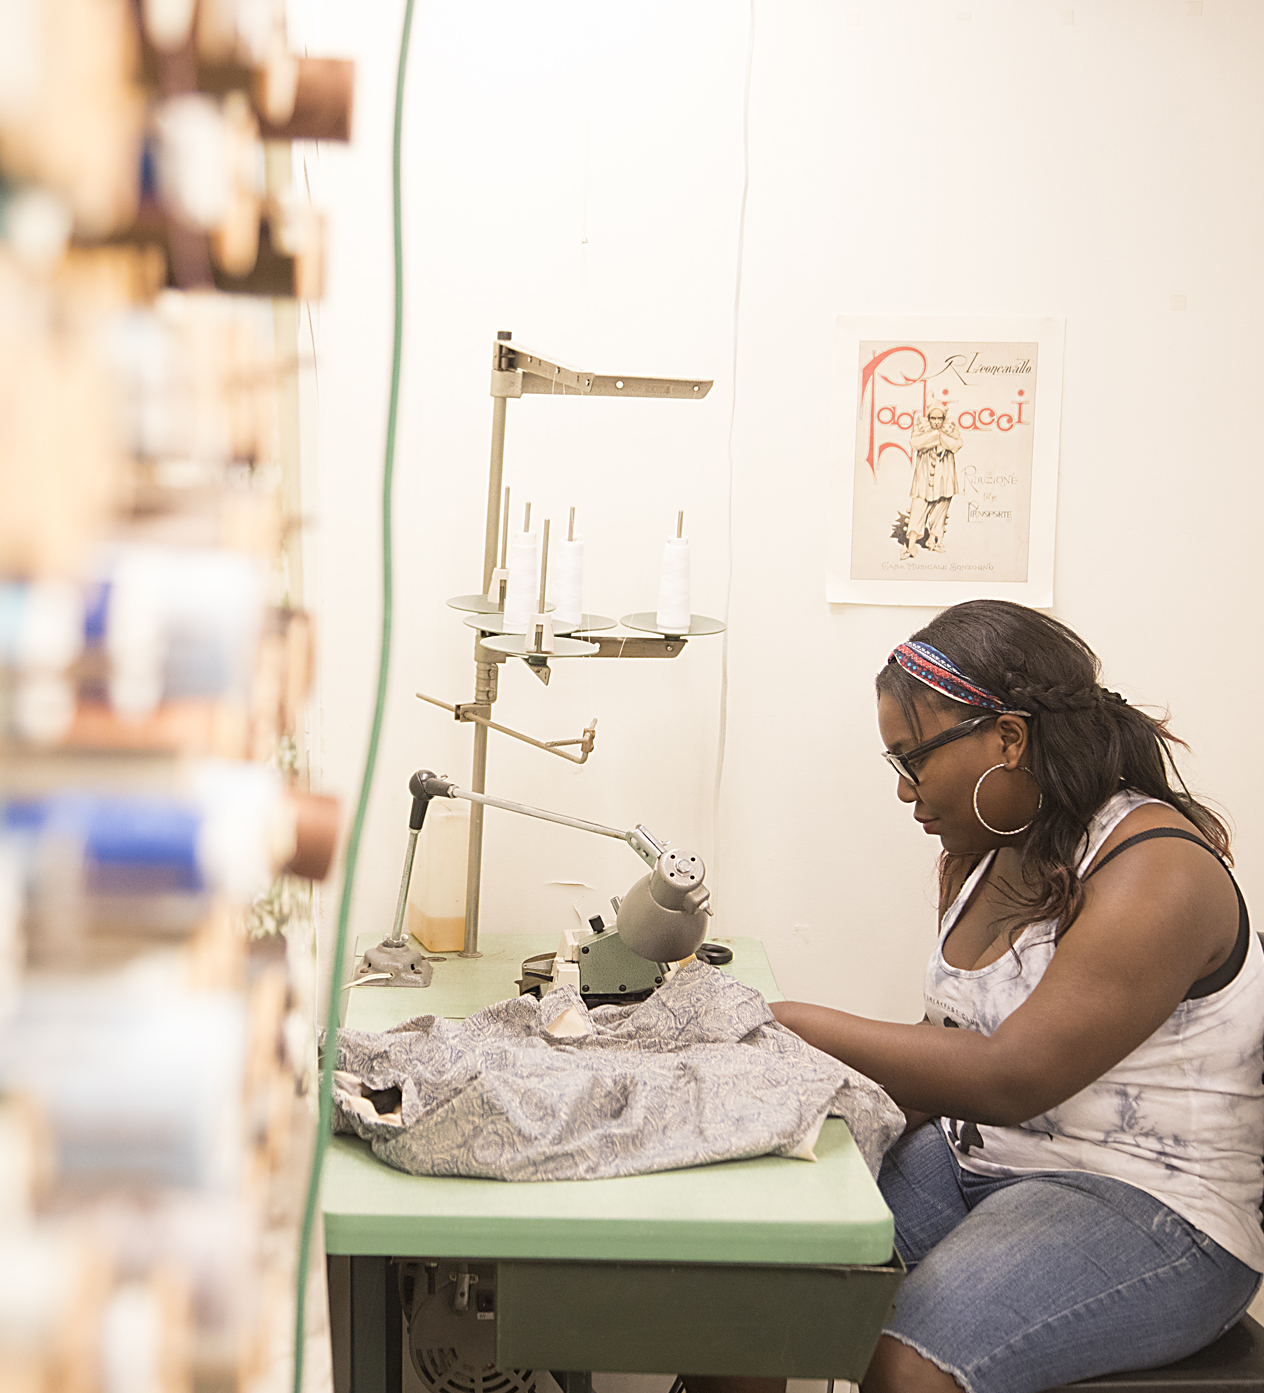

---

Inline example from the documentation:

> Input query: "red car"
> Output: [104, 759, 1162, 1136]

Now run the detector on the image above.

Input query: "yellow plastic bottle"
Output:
[407, 798, 469, 952]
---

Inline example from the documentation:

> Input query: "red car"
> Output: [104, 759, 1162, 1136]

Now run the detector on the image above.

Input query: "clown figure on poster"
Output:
[901, 403, 964, 560]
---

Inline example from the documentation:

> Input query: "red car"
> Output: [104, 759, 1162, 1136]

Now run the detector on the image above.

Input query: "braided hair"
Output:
[874, 599, 1229, 940]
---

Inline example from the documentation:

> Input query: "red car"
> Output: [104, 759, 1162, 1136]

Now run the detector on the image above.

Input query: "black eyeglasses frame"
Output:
[881, 710, 1030, 787]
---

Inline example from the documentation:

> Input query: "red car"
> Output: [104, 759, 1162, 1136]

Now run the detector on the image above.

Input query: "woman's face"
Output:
[877, 691, 1020, 855]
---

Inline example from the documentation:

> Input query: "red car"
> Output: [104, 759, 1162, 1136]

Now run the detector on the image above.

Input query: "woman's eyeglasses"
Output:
[881, 711, 1027, 787]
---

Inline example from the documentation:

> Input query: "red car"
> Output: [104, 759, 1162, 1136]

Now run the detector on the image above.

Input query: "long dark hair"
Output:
[875, 600, 1230, 939]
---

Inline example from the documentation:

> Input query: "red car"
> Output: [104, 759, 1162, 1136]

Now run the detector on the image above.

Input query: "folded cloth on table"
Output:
[330, 960, 904, 1181]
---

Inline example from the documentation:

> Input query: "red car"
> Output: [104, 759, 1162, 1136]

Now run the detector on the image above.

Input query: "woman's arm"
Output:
[770, 1002, 1018, 1121]
[773, 833, 1239, 1126]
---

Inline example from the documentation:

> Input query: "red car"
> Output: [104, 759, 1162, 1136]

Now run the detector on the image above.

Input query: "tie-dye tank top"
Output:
[925, 790, 1264, 1271]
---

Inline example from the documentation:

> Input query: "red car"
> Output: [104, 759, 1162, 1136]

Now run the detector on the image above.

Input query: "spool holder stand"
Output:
[412, 332, 718, 961]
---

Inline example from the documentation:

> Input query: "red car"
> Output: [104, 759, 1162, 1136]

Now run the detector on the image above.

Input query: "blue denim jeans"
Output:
[878, 1122, 1261, 1393]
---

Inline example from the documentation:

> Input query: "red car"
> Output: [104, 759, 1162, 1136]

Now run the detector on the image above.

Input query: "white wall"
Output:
[293, 0, 1264, 1024]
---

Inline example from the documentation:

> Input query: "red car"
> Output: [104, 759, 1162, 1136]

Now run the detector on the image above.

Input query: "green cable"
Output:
[291, 2, 417, 1388]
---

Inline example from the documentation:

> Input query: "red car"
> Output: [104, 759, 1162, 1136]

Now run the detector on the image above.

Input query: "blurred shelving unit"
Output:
[0, 3, 352, 1391]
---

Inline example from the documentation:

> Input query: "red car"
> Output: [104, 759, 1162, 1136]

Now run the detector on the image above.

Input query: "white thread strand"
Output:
[713, 0, 754, 838]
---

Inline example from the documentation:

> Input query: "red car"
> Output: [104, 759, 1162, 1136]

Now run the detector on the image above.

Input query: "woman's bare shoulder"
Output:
[1087, 799, 1219, 873]
[1072, 798, 1238, 975]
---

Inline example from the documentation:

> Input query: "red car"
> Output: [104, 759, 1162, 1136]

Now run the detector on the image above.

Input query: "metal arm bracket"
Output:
[419, 691, 597, 765]
[492, 342, 712, 400]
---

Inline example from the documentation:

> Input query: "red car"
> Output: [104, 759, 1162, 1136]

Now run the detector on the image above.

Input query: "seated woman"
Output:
[764, 600, 1262, 1393]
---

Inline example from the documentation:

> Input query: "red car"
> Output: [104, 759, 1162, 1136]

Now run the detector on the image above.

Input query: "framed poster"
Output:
[827, 316, 1064, 607]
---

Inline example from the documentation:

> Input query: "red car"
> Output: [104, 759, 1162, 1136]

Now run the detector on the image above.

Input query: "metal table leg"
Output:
[550, 1375, 594, 1393]
[348, 1256, 402, 1393]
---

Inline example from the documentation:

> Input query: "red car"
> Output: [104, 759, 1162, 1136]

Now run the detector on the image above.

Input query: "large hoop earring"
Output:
[973, 764, 1042, 836]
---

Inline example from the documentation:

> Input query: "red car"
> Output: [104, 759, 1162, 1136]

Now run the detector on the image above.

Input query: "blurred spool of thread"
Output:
[190, 759, 291, 901]
[0, 984, 246, 1192]
[90, 1192, 254, 1353]
[502, 531, 539, 631]
[549, 538, 584, 629]
[655, 536, 691, 633]
[102, 295, 279, 466]
[0, 1096, 52, 1223]
[0, 318, 125, 577]
[256, 57, 355, 142]
[209, 92, 263, 279]
[0, 837, 21, 1018]
[0, 579, 86, 744]
[0, 1227, 111, 1390]
[0, 185, 73, 269]
[101, 1274, 192, 1393]
[0, 579, 85, 672]
[0, 760, 334, 933]
[10, 673, 77, 746]
[0, 0, 144, 238]
[143, 0, 196, 51]
[105, 545, 265, 718]
[153, 95, 232, 232]
[281, 791, 340, 882]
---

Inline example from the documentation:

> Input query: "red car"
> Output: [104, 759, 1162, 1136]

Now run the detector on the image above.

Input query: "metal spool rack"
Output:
[419, 331, 724, 957]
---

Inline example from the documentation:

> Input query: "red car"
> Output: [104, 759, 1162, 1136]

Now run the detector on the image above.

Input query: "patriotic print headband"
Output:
[889, 640, 1031, 716]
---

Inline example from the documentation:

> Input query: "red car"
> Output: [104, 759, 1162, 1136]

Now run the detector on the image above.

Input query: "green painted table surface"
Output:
[322, 933, 894, 1266]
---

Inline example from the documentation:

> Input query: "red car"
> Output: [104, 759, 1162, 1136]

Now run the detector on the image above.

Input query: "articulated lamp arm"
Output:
[401, 770, 710, 963]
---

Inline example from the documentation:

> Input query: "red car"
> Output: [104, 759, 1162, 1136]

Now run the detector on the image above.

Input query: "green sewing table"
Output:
[323, 934, 902, 1391]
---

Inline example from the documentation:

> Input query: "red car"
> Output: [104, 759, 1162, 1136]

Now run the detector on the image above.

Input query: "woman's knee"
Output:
[863, 1334, 962, 1393]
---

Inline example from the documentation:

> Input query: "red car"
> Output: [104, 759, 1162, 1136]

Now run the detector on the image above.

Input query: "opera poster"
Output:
[828, 316, 1064, 607]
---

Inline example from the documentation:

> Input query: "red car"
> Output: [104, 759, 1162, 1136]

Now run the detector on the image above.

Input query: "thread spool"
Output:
[105, 546, 266, 716]
[281, 792, 340, 882]
[143, 0, 196, 52]
[154, 95, 232, 231]
[255, 58, 355, 142]
[550, 511, 584, 629]
[655, 522, 691, 633]
[503, 531, 539, 631]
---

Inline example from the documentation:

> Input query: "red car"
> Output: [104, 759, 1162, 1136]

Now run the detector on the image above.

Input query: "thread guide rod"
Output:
[537, 518, 550, 615]
[493, 486, 511, 611]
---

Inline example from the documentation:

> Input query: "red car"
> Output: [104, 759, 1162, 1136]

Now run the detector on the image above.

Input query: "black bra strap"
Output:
[1083, 827, 1249, 1000]
[1083, 826, 1221, 880]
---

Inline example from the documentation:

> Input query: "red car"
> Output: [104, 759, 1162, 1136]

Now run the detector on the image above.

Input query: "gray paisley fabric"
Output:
[330, 961, 903, 1181]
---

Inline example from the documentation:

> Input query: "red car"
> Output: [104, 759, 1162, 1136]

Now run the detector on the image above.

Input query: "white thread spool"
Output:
[550, 538, 584, 628]
[154, 95, 231, 229]
[503, 531, 539, 631]
[656, 535, 691, 633]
